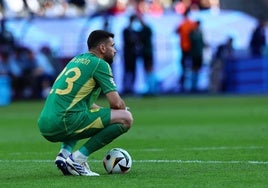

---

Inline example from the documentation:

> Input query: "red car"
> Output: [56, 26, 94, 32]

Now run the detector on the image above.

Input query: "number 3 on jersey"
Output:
[50, 67, 81, 95]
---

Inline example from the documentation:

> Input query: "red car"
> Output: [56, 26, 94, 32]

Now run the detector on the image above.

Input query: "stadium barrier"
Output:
[225, 57, 268, 93]
[0, 76, 11, 106]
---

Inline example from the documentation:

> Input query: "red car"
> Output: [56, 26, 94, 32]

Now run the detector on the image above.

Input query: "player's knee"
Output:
[125, 110, 133, 129]
[110, 109, 133, 129]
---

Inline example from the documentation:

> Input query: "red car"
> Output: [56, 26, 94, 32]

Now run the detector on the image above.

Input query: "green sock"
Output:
[79, 123, 128, 156]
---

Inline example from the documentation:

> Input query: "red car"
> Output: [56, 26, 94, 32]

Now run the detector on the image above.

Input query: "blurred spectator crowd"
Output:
[0, 0, 215, 18]
[0, 0, 218, 102]
[0, 18, 63, 100]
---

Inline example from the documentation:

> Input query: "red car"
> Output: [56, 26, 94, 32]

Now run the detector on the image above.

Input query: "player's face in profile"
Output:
[104, 37, 116, 64]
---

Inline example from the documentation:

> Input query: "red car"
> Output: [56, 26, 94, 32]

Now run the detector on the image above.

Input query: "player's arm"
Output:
[106, 91, 126, 110]
[94, 61, 126, 110]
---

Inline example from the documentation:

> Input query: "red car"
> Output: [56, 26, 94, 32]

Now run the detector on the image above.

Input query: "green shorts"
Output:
[39, 107, 111, 142]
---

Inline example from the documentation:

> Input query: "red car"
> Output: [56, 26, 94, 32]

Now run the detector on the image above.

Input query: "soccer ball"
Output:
[103, 148, 132, 174]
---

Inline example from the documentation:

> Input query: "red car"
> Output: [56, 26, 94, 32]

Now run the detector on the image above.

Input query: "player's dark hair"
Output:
[87, 30, 114, 50]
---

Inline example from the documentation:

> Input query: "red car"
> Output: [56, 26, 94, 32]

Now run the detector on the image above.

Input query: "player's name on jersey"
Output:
[71, 57, 91, 65]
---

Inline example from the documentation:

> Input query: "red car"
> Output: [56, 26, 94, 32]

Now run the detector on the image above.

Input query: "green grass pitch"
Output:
[0, 95, 268, 188]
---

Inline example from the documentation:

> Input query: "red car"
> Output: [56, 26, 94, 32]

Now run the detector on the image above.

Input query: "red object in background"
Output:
[108, 1, 127, 15]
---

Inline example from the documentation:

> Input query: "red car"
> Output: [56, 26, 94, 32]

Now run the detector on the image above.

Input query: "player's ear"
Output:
[99, 43, 106, 53]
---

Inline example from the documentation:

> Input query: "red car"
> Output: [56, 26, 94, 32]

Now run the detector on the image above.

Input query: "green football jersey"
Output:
[38, 53, 117, 135]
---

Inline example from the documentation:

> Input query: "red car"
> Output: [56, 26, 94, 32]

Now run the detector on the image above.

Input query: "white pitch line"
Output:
[135, 160, 268, 165]
[183, 146, 264, 151]
[0, 159, 267, 165]
[132, 146, 265, 152]
[9, 146, 265, 156]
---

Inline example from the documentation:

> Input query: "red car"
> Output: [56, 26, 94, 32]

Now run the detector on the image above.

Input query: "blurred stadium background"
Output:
[0, 0, 268, 106]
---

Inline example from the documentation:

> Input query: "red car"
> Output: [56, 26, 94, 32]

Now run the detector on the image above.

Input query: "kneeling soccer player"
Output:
[37, 30, 133, 176]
